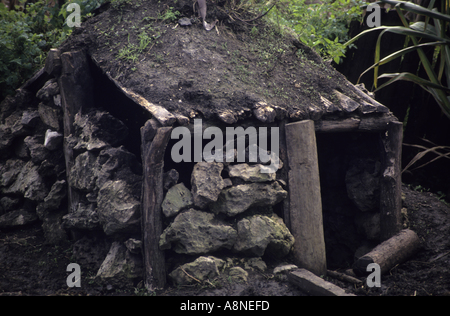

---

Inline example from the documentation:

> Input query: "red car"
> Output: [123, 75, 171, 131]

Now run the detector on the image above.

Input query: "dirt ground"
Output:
[0, 184, 449, 296]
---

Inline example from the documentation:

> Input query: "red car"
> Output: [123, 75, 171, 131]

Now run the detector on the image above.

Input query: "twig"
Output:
[205, 280, 216, 288]
[232, 3, 277, 24]
[327, 270, 362, 284]
[429, 250, 450, 263]
[181, 267, 201, 284]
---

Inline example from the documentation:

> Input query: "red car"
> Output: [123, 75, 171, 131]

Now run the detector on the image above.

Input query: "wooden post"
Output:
[140, 119, 172, 291]
[279, 120, 290, 230]
[380, 121, 403, 241]
[285, 120, 327, 276]
[58, 50, 94, 214]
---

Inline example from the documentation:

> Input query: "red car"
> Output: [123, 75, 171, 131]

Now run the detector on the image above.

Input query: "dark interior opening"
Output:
[316, 131, 383, 270]
[88, 57, 151, 162]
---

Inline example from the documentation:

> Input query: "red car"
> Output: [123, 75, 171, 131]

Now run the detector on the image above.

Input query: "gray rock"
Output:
[24, 135, 49, 164]
[21, 110, 41, 128]
[53, 94, 61, 107]
[0, 159, 26, 187]
[160, 209, 237, 255]
[38, 103, 61, 130]
[223, 178, 233, 188]
[96, 241, 143, 288]
[244, 257, 267, 272]
[2, 111, 29, 141]
[178, 17, 192, 26]
[62, 202, 100, 230]
[2, 161, 48, 201]
[243, 145, 283, 170]
[273, 264, 298, 274]
[42, 180, 67, 211]
[233, 214, 294, 257]
[125, 238, 142, 254]
[191, 162, 224, 209]
[228, 267, 248, 283]
[253, 102, 276, 123]
[36, 79, 59, 101]
[228, 163, 276, 182]
[44, 129, 63, 150]
[169, 256, 220, 286]
[69, 151, 97, 191]
[162, 183, 193, 217]
[97, 180, 141, 235]
[0, 125, 14, 152]
[73, 111, 128, 151]
[0, 209, 38, 228]
[210, 182, 287, 217]
[346, 159, 381, 212]
[95, 146, 141, 190]
[0, 196, 20, 215]
[163, 169, 179, 190]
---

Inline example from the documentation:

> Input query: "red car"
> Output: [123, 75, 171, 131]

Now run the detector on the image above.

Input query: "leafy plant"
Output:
[236, 0, 366, 63]
[116, 28, 163, 63]
[0, 0, 105, 101]
[402, 138, 450, 173]
[345, 0, 450, 119]
[158, 6, 180, 22]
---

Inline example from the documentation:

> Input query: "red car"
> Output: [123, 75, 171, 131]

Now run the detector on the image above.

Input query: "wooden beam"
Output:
[288, 268, 355, 296]
[58, 50, 94, 214]
[380, 121, 403, 241]
[140, 119, 172, 291]
[314, 116, 396, 133]
[285, 120, 327, 276]
[314, 117, 360, 133]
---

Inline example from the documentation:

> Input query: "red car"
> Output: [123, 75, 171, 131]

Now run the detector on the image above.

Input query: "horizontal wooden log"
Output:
[315, 116, 397, 133]
[315, 117, 360, 132]
[288, 269, 356, 296]
[353, 229, 421, 276]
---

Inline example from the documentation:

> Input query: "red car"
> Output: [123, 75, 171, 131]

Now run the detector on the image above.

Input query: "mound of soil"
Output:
[1, 184, 449, 296]
[59, 0, 366, 122]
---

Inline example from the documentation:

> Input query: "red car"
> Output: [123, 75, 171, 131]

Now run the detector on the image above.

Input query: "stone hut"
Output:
[0, 0, 402, 291]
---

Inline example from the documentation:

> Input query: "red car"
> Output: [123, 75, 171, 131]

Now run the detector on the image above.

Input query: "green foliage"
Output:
[345, 0, 450, 120]
[284, 0, 366, 64]
[110, 0, 133, 9]
[239, 0, 367, 63]
[116, 26, 163, 63]
[0, 0, 104, 101]
[158, 6, 180, 22]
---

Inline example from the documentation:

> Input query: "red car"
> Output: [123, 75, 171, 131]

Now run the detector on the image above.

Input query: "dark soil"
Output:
[1, 184, 449, 296]
[58, 0, 365, 123]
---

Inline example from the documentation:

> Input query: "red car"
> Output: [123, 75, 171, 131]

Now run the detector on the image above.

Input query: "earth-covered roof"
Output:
[59, 0, 395, 125]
